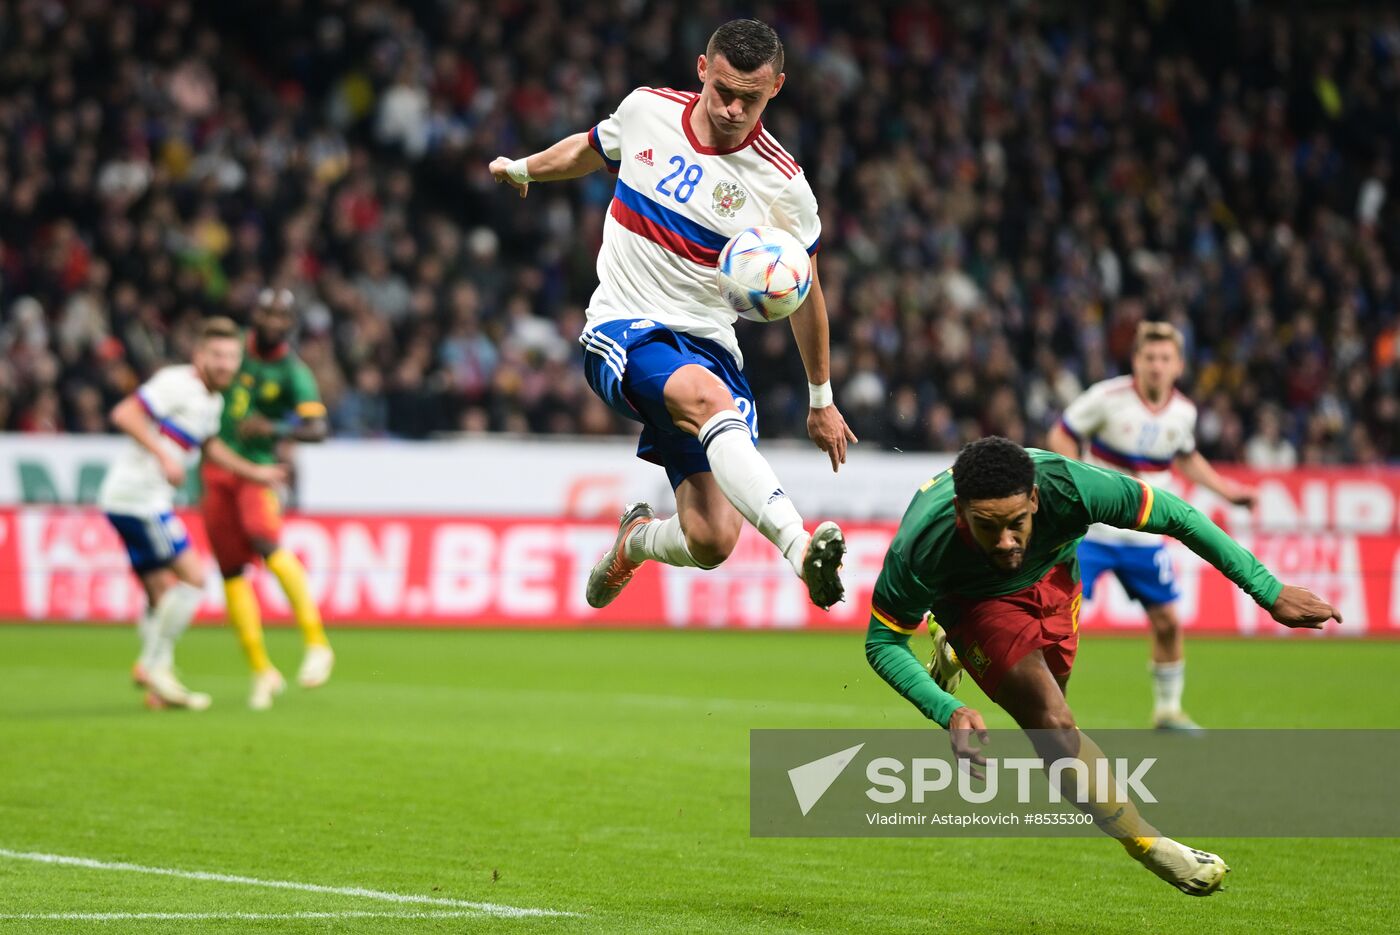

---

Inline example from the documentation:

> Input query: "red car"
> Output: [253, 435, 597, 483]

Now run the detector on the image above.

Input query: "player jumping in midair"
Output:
[490, 19, 854, 610]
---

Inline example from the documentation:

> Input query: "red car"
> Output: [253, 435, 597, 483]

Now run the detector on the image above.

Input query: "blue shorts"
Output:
[581, 319, 758, 489]
[1078, 539, 1179, 607]
[106, 511, 190, 574]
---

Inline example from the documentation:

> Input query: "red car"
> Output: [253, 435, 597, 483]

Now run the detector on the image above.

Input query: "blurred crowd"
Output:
[1, 0, 1398, 465]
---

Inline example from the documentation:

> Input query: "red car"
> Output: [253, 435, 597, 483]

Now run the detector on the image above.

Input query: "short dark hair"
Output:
[707, 19, 784, 75]
[952, 437, 1036, 502]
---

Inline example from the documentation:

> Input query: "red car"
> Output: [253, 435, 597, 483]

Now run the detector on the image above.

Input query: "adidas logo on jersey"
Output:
[635, 148, 654, 165]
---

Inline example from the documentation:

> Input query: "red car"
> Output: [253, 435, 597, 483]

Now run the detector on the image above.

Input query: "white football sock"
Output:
[624, 514, 707, 568]
[1151, 660, 1186, 715]
[152, 581, 203, 672]
[698, 411, 809, 575]
[136, 608, 161, 671]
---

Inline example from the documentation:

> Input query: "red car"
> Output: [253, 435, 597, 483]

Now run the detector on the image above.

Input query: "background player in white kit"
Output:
[489, 19, 855, 610]
[1048, 321, 1256, 731]
[98, 317, 286, 710]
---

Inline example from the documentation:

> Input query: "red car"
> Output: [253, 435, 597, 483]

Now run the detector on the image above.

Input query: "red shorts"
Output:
[941, 564, 1082, 701]
[201, 460, 283, 574]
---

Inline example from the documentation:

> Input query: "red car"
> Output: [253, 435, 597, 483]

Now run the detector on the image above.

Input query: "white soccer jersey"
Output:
[98, 364, 224, 515]
[585, 86, 822, 367]
[1058, 375, 1198, 545]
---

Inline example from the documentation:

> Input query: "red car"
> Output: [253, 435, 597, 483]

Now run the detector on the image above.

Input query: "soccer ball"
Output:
[716, 226, 813, 323]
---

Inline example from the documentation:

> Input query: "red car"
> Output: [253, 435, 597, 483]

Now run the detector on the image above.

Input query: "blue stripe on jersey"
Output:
[135, 389, 199, 449]
[1090, 436, 1174, 472]
[613, 180, 729, 252]
[158, 420, 200, 450]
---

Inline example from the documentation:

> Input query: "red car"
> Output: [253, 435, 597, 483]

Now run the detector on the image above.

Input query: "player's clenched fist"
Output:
[488, 157, 529, 198]
[1270, 585, 1342, 629]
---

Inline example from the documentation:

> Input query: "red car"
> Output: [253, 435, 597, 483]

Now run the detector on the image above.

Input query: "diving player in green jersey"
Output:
[201, 289, 332, 710]
[866, 437, 1339, 897]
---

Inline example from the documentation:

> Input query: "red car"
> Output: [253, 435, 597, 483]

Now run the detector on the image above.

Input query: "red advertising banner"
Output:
[0, 467, 1397, 634]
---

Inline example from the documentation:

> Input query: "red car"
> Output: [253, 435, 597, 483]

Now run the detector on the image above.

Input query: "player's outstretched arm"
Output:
[1268, 584, 1342, 629]
[203, 438, 288, 487]
[788, 259, 856, 471]
[1175, 450, 1257, 507]
[1067, 458, 1336, 629]
[109, 394, 184, 487]
[489, 133, 606, 198]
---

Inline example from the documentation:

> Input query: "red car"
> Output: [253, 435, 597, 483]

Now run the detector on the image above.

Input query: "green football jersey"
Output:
[219, 343, 325, 464]
[872, 449, 1281, 631]
[866, 449, 1283, 727]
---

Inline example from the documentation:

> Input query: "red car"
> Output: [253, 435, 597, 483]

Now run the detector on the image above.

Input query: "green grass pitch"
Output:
[0, 624, 1397, 933]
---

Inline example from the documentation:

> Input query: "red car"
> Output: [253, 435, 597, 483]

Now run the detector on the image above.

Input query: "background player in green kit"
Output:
[201, 288, 332, 710]
[866, 437, 1340, 897]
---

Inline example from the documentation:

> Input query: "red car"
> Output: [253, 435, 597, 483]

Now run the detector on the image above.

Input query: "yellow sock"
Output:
[1065, 730, 1159, 860]
[225, 575, 271, 673]
[266, 548, 328, 649]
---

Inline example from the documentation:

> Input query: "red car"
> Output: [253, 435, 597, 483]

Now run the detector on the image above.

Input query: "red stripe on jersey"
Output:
[657, 87, 699, 99]
[757, 151, 796, 180]
[761, 135, 795, 174]
[754, 134, 798, 175]
[643, 88, 691, 105]
[609, 199, 721, 267]
[757, 132, 800, 174]
[752, 136, 796, 178]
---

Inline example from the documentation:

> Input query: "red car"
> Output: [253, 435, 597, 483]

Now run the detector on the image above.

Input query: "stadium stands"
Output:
[0, 1, 1396, 463]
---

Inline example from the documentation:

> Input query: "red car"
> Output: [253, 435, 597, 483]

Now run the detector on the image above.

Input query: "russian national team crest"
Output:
[712, 180, 748, 217]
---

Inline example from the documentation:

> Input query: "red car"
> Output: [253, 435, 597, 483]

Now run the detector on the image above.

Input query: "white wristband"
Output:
[506, 157, 532, 184]
[808, 381, 833, 408]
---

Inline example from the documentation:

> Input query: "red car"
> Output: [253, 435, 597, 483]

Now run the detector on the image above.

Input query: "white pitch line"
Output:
[0, 849, 578, 919]
[0, 911, 482, 922]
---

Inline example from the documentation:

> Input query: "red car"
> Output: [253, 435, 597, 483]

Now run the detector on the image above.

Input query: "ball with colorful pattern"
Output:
[716, 226, 813, 323]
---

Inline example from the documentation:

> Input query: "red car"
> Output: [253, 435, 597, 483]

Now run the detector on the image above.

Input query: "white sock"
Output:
[136, 608, 160, 671]
[624, 514, 706, 568]
[1151, 660, 1186, 715]
[698, 411, 809, 575]
[152, 582, 203, 672]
